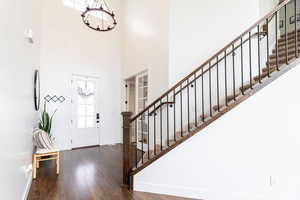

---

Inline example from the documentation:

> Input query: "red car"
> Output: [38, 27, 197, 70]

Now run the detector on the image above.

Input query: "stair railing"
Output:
[122, 0, 298, 189]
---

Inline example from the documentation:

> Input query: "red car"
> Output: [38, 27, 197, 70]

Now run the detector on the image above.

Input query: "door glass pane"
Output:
[138, 88, 143, 98]
[86, 105, 95, 116]
[143, 87, 148, 97]
[78, 105, 86, 116]
[77, 81, 86, 92]
[86, 95, 94, 105]
[78, 117, 86, 128]
[86, 117, 94, 128]
[138, 77, 143, 87]
[138, 101, 144, 111]
[136, 73, 148, 142]
[86, 82, 95, 93]
[143, 76, 148, 86]
[78, 95, 86, 104]
[76, 79, 96, 129]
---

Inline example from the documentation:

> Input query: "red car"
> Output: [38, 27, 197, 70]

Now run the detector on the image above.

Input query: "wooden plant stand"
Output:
[33, 149, 60, 179]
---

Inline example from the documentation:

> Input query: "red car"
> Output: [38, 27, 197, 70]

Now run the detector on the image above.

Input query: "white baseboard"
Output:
[134, 181, 257, 200]
[134, 181, 212, 200]
[22, 172, 32, 200]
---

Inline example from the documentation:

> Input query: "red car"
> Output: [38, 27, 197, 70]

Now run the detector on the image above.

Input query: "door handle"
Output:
[96, 113, 100, 123]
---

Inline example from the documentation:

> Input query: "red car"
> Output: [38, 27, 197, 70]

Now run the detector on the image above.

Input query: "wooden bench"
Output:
[33, 149, 60, 179]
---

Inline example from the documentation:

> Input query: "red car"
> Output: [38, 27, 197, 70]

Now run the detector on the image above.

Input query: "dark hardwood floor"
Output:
[28, 144, 195, 200]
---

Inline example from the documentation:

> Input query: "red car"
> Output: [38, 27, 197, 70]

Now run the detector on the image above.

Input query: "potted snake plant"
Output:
[38, 102, 57, 138]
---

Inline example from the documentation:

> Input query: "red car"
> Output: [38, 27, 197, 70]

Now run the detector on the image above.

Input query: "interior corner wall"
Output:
[39, 0, 123, 149]
[0, 0, 41, 199]
[168, 0, 261, 86]
[121, 0, 170, 105]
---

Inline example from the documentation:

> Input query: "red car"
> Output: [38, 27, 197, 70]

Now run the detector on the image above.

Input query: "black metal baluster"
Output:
[295, 0, 298, 58]
[201, 68, 205, 122]
[216, 56, 220, 110]
[224, 50, 228, 106]
[257, 25, 261, 83]
[167, 95, 170, 146]
[180, 84, 183, 137]
[153, 104, 156, 155]
[187, 79, 190, 131]
[241, 37, 244, 95]
[209, 62, 212, 116]
[173, 90, 176, 142]
[266, 19, 270, 77]
[249, 32, 253, 88]
[284, 7, 288, 65]
[147, 110, 150, 160]
[160, 99, 163, 151]
[141, 116, 144, 163]
[232, 44, 236, 100]
[276, 11, 280, 69]
[135, 120, 138, 168]
[194, 74, 198, 126]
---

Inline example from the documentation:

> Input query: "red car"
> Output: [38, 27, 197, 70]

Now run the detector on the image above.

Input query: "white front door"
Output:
[71, 75, 100, 148]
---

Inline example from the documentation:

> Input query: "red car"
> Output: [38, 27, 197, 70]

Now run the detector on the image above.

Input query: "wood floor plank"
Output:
[28, 144, 197, 200]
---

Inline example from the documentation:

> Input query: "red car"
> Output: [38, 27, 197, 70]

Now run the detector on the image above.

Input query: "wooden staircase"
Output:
[122, 0, 300, 190]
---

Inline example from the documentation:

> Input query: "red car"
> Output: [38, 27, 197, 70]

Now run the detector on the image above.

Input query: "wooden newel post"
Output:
[122, 112, 133, 189]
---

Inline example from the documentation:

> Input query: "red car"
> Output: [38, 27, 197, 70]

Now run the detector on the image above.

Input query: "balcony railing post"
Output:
[122, 112, 133, 189]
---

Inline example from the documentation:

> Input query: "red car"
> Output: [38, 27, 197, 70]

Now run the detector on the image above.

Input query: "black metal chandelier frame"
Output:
[81, 0, 117, 32]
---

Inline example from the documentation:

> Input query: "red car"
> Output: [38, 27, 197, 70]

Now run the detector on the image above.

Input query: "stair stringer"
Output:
[133, 59, 300, 200]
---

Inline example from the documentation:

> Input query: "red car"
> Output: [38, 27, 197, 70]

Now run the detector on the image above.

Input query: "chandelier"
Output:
[81, 0, 117, 32]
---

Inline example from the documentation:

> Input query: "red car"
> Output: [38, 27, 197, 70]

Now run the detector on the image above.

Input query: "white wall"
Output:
[122, 0, 169, 104]
[40, 0, 123, 150]
[279, 0, 300, 34]
[260, 0, 279, 16]
[0, 0, 41, 199]
[134, 64, 300, 200]
[169, 0, 261, 86]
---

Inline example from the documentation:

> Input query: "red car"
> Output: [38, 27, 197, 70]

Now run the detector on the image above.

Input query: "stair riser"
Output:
[254, 72, 269, 82]
[269, 49, 300, 59]
[278, 34, 300, 43]
[269, 53, 295, 62]
[279, 29, 300, 40]
[277, 38, 300, 47]
[272, 45, 300, 54]
[262, 67, 277, 73]
[268, 56, 295, 66]
[240, 81, 258, 92]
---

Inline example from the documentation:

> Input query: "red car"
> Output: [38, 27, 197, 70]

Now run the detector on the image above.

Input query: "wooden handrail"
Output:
[130, 0, 291, 123]
[148, 102, 175, 116]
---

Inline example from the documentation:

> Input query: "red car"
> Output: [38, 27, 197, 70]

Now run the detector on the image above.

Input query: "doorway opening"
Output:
[125, 71, 149, 145]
